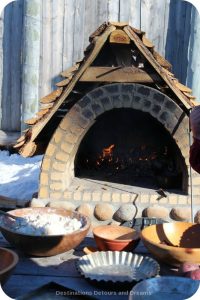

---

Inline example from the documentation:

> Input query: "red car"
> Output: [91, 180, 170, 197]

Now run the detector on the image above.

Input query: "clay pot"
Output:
[93, 224, 140, 251]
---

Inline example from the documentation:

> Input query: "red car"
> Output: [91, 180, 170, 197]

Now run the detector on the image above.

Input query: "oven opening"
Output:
[75, 108, 187, 192]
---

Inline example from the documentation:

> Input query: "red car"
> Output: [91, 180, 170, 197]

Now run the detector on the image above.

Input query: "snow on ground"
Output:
[0, 150, 43, 201]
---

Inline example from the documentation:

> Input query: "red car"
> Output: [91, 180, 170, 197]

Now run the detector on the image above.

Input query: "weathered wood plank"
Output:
[21, 0, 41, 130]
[107, 0, 120, 22]
[83, 0, 97, 50]
[141, 0, 170, 56]
[10, 0, 23, 131]
[119, 0, 131, 22]
[129, 0, 141, 29]
[62, 0, 75, 70]
[79, 66, 161, 83]
[40, 0, 52, 97]
[1, 4, 12, 131]
[51, 0, 65, 87]
[96, 0, 108, 24]
[73, 0, 85, 63]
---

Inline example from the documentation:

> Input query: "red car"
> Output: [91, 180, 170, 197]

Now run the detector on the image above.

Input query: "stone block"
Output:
[73, 191, 82, 201]
[82, 192, 92, 202]
[91, 103, 104, 116]
[50, 172, 61, 181]
[59, 117, 72, 130]
[48, 201, 76, 211]
[39, 187, 49, 198]
[56, 151, 69, 162]
[113, 204, 136, 222]
[111, 193, 121, 203]
[76, 204, 93, 217]
[42, 157, 51, 171]
[170, 207, 191, 221]
[92, 192, 102, 202]
[29, 198, 47, 208]
[149, 195, 159, 203]
[143, 205, 169, 219]
[102, 192, 111, 202]
[64, 191, 73, 200]
[49, 192, 62, 199]
[139, 194, 149, 204]
[194, 210, 200, 223]
[65, 133, 78, 144]
[178, 195, 188, 205]
[46, 143, 56, 157]
[52, 161, 65, 172]
[94, 203, 114, 221]
[78, 96, 92, 108]
[54, 129, 63, 144]
[40, 173, 48, 186]
[61, 142, 74, 154]
[121, 193, 131, 203]
[50, 182, 63, 191]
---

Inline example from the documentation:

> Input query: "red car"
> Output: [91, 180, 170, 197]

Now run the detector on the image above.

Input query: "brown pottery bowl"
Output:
[93, 224, 140, 251]
[140, 222, 200, 266]
[0, 207, 90, 257]
[0, 247, 18, 285]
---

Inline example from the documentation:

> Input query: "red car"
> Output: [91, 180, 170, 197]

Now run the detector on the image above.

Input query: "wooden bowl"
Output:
[0, 207, 90, 257]
[0, 247, 18, 285]
[93, 225, 140, 251]
[140, 222, 200, 266]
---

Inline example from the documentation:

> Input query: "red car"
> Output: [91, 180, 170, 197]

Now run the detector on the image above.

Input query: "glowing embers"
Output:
[75, 109, 186, 190]
[84, 143, 174, 181]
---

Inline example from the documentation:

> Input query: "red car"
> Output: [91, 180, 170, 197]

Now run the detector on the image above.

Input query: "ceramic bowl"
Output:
[93, 224, 140, 251]
[140, 222, 200, 266]
[0, 247, 18, 285]
[0, 207, 90, 256]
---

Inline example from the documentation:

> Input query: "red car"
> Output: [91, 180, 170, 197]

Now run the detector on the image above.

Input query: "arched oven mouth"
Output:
[75, 108, 186, 192]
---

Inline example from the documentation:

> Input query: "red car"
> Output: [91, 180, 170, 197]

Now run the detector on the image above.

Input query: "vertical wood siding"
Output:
[0, 0, 199, 132]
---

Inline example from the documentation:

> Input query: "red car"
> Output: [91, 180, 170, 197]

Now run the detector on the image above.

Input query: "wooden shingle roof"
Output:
[14, 22, 197, 157]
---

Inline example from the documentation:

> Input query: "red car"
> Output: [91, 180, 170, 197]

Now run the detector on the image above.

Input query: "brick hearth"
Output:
[38, 83, 200, 222]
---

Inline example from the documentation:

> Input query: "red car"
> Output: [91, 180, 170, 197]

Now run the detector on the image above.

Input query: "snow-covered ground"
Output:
[0, 150, 42, 201]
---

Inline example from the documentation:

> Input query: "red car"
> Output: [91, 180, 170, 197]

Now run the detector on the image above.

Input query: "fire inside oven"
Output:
[75, 108, 187, 191]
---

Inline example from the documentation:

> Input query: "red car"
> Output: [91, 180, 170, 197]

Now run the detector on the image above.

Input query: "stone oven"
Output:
[15, 22, 200, 224]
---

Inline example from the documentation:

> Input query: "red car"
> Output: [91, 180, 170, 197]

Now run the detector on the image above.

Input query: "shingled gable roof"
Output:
[14, 21, 197, 157]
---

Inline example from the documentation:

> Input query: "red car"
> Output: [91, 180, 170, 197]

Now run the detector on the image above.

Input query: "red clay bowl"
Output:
[140, 222, 200, 266]
[0, 207, 90, 257]
[0, 247, 18, 285]
[93, 225, 140, 251]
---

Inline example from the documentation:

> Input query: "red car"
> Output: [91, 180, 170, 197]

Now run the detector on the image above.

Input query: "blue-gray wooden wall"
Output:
[0, 0, 199, 132]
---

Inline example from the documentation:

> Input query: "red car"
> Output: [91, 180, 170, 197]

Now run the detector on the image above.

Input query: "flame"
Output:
[102, 144, 115, 158]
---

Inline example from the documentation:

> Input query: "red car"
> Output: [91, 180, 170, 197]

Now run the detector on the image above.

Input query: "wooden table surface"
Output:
[2, 233, 178, 299]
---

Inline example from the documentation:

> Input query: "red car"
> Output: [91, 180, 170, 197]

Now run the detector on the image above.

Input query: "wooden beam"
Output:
[109, 29, 130, 44]
[80, 66, 161, 83]
[124, 26, 192, 111]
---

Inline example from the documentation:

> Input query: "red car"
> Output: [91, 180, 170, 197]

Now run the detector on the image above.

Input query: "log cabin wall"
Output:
[0, 0, 199, 142]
